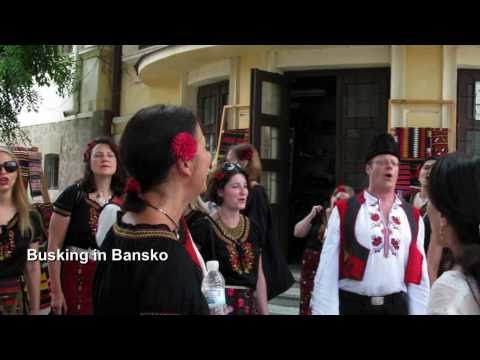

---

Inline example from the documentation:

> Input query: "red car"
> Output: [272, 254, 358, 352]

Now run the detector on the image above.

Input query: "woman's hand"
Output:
[51, 290, 68, 315]
[294, 205, 323, 238]
[309, 205, 323, 219]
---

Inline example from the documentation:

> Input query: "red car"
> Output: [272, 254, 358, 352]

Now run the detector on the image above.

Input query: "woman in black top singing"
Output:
[48, 137, 125, 315]
[189, 163, 269, 315]
[227, 143, 294, 301]
[93, 105, 212, 315]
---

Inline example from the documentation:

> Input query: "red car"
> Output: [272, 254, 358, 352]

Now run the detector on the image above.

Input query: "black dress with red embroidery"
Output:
[189, 214, 262, 289]
[0, 211, 43, 280]
[52, 184, 107, 250]
[93, 219, 209, 315]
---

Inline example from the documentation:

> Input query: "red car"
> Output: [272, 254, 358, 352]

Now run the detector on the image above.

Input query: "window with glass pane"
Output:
[45, 154, 59, 189]
[206, 134, 215, 154]
[261, 81, 281, 116]
[197, 80, 229, 160]
[260, 126, 280, 159]
[203, 97, 216, 125]
[475, 81, 480, 120]
[261, 171, 279, 204]
[345, 83, 377, 118]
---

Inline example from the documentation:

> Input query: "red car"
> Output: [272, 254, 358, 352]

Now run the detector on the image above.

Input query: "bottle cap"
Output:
[206, 260, 219, 272]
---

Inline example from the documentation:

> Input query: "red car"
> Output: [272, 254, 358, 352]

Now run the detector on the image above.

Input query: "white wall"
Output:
[17, 84, 72, 127]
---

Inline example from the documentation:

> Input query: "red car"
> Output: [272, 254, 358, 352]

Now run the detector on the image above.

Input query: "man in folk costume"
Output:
[311, 134, 430, 315]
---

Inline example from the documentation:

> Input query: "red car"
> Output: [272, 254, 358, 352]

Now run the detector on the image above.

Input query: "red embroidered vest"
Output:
[336, 191, 423, 285]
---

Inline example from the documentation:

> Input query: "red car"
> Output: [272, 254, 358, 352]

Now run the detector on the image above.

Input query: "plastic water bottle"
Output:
[201, 260, 226, 315]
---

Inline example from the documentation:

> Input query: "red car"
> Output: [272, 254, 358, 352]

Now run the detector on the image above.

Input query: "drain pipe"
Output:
[105, 45, 122, 136]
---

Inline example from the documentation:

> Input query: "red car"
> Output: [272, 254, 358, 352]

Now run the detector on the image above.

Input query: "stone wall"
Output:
[21, 112, 106, 200]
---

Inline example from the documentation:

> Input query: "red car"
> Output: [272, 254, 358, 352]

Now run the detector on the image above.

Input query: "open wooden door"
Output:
[250, 68, 289, 255]
[457, 69, 480, 156]
[337, 68, 390, 190]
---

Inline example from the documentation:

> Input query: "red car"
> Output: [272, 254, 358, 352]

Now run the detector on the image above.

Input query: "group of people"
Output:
[297, 133, 480, 315]
[1, 104, 479, 315]
[0, 104, 293, 315]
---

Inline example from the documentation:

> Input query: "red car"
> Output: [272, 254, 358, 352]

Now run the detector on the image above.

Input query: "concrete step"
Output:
[269, 295, 299, 308]
[266, 265, 301, 315]
[275, 284, 300, 301]
[268, 303, 299, 316]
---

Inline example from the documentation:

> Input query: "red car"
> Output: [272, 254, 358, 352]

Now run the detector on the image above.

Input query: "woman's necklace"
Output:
[144, 201, 180, 240]
[95, 192, 112, 207]
[217, 210, 245, 241]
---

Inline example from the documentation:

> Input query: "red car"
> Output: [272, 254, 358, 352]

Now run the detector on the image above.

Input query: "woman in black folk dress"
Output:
[48, 137, 125, 315]
[294, 185, 354, 315]
[93, 105, 212, 315]
[189, 163, 269, 315]
[227, 143, 294, 301]
[0, 147, 41, 315]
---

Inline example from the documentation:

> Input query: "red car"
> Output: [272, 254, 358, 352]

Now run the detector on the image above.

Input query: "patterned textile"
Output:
[33, 202, 53, 245]
[299, 248, 321, 315]
[225, 287, 257, 315]
[396, 161, 422, 199]
[10, 146, 44, 198]
[0, 277, 27, 315]
[431, 128, 449, 157]
[393, 127, 449, 160]
[11, 146, 30, 189]
[61, 259, 97, 315]
[31, 203, 53, 311]
[38, 241, 51, 311]
[393, 127, 449, 198]
[28, 151, 43, 198]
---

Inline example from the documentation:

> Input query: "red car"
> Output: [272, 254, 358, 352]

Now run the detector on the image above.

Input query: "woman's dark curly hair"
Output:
[79, 137, 126, 196]
[207, 162, 250, 206]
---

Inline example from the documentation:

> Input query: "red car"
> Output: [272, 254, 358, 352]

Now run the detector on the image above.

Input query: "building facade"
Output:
[19, 45, 480, 261]
[20, 45, 118, 200]
[114, 45, 480, 261]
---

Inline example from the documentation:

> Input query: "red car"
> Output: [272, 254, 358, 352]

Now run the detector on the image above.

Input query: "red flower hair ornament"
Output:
[214, 172, 225, 181]
[171, 132, 197, 161]
[239, 147, 253, 161]
[125, 177, 142, 194]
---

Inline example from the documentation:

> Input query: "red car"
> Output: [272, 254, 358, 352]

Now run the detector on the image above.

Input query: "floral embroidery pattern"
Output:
[371, 236, 382, 247]
[391, 239, 400, 250]
[0, 230, 16, 261]
[371, 235, 383, 253]
[368, 206, 404, 257]
[369, 212, 382, 230]
[225, 288, 256, 315]
[226, 241, 255, 275]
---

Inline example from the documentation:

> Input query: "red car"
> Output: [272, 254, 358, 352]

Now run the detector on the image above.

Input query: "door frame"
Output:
[285, 68, 391, 185]
[250, 68, 290, 255]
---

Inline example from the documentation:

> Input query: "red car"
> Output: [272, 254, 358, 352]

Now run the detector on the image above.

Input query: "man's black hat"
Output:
[365, 133, 400, 163]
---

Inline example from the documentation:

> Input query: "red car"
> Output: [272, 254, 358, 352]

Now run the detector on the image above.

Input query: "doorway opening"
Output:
[287, 74, 337, 263]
